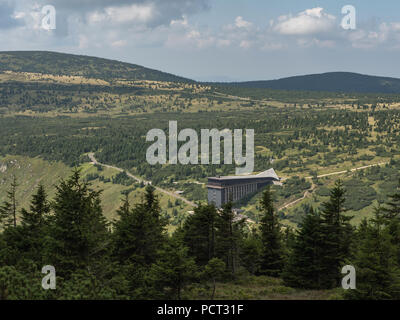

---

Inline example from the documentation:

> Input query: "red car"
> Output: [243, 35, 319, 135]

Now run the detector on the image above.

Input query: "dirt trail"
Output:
[88, 153, 197, 207]
[89, 153, 388, 212]
[279, 161, 388, 211]
[305, 161, 388, 179]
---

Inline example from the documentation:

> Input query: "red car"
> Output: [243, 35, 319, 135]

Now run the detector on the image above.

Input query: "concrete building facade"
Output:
[207, 169, 280, 207]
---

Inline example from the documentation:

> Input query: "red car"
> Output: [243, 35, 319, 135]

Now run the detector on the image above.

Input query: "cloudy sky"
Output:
[2, 0, 400, 81]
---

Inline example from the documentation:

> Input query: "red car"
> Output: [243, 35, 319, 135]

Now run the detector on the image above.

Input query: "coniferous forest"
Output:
[1, 170, 400, 300]
[1, 52, 400, 301]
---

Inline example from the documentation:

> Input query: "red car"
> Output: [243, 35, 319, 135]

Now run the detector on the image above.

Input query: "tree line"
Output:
[1, 170, 400, 299]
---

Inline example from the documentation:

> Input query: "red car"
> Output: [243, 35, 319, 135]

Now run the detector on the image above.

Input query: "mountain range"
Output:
[1, 51, 400, 94]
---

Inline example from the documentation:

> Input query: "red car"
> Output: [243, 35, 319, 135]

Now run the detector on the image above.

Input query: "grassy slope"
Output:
[0, 51, 193, 83]
[0, 155, 191, 230]
[186, 275, 342, 300]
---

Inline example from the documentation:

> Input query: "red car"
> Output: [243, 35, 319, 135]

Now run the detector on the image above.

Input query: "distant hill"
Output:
[217, 72, 400, 94]
[1, 52, 400, 94]
[0, 51, 193, 83]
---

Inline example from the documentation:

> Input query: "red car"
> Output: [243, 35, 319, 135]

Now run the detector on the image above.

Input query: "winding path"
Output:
[88, 153, 197, 208]
[89, 152, 389, 212]
[278, 161, 388, 211]
[304, 161, 388, 179]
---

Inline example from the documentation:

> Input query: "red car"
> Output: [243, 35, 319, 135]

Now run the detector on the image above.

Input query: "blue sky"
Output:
[2, 0, 400, 81]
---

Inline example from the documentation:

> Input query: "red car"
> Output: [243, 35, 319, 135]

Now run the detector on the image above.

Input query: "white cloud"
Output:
[273, 7, 336, 35]
[235, 16, 252, 29]
[88, 4, 154, 25]
[106, 4, 154, 23]
[170, 15, 188, 27]
[296, 38, 336, 48]
[111, 39, 127, 47]
[347, 22, 400, 49]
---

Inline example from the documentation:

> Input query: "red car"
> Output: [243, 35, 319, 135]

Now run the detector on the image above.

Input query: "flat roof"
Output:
[208, 168, 279, 181]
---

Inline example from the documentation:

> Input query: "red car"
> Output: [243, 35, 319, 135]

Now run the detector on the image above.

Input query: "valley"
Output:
[1, 52, 400, 229]
[2, 51, 400, 300]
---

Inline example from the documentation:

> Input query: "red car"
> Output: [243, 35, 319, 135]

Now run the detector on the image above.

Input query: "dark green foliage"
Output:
[2, 168, 400, 299]
[0, 266, 45, 300]
[259, 187, 284, 277]
[203, 258, 226, 300]
[282, 208, 325, 289]
[345, 210, 400, 300]
[315, 186, 331, 197]
[0, 51, 193, 83]
[216, 72, 400, 94]
[319, 180, 354, 288]
[381, 179, 400, 265]
[45, 169, 110, 278]
[113, 185, 166, 266]
[276, 176, 311, 199]
[0, 175, 18, 228]
[112, 171, 135, 186]
[381, 178, 400, 219]
[215, 202, 245, 275]
[17, 184, 50, 265]
[57, 270, 129, 300]
[182, 204, 217, 266]
[239, 232, 262, 275]
[148, 237, 198, 300]
[343, 179, 377, 211]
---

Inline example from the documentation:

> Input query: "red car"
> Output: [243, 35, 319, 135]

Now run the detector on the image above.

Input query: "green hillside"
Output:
[0, 155, 192, 231]
[0, 51, 193, 83]
[219, 72, 400, 94]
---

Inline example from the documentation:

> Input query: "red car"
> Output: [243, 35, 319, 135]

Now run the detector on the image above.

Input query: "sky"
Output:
[2, 0, 400, 81]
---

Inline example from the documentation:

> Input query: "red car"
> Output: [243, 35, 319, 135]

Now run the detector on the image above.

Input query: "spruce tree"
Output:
[282, 207, 325, 289]
[259, 186, 284, 277]
[182, 204, 217, 266]
[215, 202, 244, 275]
[46, 169, 110, 278]
[239, 230, 262, 275]
[345, 208, 400, 300]
[319, 180, 353, 288]
[203, 258, 226, 300]
[114, 194, 130, 225]
[113, 185, 166, 266]
[21, 184, 50, 229]
[19, 184, 50, 264]
[381, 178, 400, 219]
[381, 179, 400, 265]
[148, 237, 198, 300]
[0, 175, 18, 228]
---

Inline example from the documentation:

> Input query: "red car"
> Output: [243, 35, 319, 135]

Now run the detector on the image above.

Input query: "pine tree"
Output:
[381, 178, 400, 219]
[381, 179, 400, 265]
[21, 184, 50, 229]
[113, 185, 166, 266]
[115, 194, 130, 220]
[239, 230, 262, 275]
[259, 186, 284, 277]
[148, 237, 198, 300]
[203, 258, 226, 300]
[0, 176, 18, 228]
[46, 169, 110, 278]
[19, 184, 50, 264]
[182, 204, 217, 266]
[282, 207, 325, 289]
[319, 180, 353, 288]
[215, 202, 244, 275]
[345, 208, 400, 300]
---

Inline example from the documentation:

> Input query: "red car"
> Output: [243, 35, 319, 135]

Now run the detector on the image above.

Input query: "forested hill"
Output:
[0, 51, 193, 83]
[217, 72, 400, 94]
[2, 52, 400, 94]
